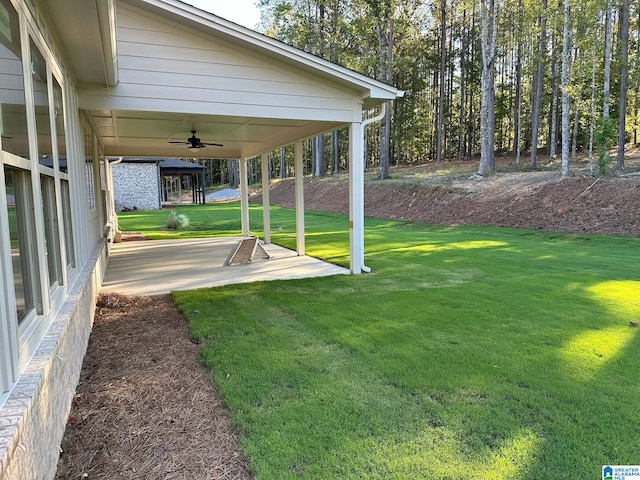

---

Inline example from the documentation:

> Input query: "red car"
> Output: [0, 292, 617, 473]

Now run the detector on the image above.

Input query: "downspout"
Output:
[358, 102, 386, 273]
[107, 157, 123, 233]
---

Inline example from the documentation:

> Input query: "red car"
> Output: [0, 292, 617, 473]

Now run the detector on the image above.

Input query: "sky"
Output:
[186, 0, 262, 30]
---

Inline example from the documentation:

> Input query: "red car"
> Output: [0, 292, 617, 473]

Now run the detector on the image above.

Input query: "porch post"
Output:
[261, 152, 271, 244]
[200, 171, 205, 205]
[239, 158, 250, 236]
[349, 121, 364, 274]
[294, 141, 305, 256]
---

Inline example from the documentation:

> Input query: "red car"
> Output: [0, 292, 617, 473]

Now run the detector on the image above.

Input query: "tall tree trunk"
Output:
[459, 9, 468, 162]
[468, 1, 478, 158]
[228, 159, 240, 187]
[602, 0, 614, 118]
[280, 147, 286, 179]
[331, 130, 340, 174]
[589, 46, 596, 175]
[436, 0, 447, 163]
[549, 33, 559, 159]
[616, 0, 630, 170]
[447, 21, 455, 161]
[376, 12, 394, 179]
[313, 135, 326, 176]
[572, 106, 579, 158]
[367, 0, 395, 179]
[560, 0, 570, 178]
[513, 43, 522, 165]
[530, 0, 548, 170]
[513, 9, 523, 164]
[478, 0, 498, 175]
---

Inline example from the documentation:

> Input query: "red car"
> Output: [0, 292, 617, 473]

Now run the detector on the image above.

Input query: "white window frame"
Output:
[0, 157, 20, 397]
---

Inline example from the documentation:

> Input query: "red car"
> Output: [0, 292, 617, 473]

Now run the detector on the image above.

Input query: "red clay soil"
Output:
[255, 169, 640, 238]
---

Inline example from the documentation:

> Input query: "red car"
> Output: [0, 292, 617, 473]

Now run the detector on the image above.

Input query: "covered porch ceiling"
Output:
[87, 110, 344, 159]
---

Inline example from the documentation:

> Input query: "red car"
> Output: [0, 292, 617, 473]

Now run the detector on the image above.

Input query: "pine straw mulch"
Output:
[55, 293, 253, 480]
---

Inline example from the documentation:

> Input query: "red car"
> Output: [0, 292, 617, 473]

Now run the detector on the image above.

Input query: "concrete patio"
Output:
[101, 237, 349, 296]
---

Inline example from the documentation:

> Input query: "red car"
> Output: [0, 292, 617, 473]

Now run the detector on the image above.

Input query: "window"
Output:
[40, 175, 62, 287]
[52, 74, 73, 268]
[60, 179, 74, 268]
[52, 76, 66, 172]
[4, 166, 41, 324]
[0, 0, 29, 158]
[30, 38, 52, 167]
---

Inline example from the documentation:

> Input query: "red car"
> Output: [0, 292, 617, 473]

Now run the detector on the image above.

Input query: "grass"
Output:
[121, 203, 640, 479]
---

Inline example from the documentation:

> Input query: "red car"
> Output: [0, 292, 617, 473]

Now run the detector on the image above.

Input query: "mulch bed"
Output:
[55, 293, 253, 480]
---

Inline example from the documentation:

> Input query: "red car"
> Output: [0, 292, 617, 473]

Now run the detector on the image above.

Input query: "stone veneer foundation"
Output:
[0, 243, 107, 480]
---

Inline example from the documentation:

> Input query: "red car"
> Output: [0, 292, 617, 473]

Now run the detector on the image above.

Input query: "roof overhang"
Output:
[44, 0, 118, 86]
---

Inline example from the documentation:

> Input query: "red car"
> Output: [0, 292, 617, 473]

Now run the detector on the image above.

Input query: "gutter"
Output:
[96, 0, 119, 86]
[358, 102, 387, 274]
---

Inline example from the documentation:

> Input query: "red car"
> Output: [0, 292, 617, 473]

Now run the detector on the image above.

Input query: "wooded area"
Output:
[241, 0, 638, 180]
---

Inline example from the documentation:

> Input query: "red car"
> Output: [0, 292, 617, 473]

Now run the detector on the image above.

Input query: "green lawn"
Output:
[121, 204, 640, 479]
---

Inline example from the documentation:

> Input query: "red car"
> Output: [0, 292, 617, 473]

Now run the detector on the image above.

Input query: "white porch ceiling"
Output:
[88, 110, 344, 159]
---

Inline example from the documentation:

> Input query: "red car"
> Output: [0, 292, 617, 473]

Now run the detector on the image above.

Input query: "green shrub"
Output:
[166, 210, 189, 230]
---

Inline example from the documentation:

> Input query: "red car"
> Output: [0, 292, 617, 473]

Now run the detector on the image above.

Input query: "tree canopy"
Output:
[255, 0, 639, 176]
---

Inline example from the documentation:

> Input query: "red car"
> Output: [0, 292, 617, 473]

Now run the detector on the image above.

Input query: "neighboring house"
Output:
[112, 158, 162, 211]
[111, 157, 207, 211]
[0, 1, 402, 479]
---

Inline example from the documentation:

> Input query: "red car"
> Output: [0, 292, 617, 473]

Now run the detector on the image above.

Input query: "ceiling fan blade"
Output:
[168, 141, 189, 144]
[202, 142, 224, 147]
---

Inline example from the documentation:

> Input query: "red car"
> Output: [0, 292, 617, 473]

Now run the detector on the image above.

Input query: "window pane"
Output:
[52, 76, 66, 172]
[41, 175, 62, 287]
[0, 0, 29, 158]
[60, 179, 75, 268]
[30, 38, 52, 167]
[5, 166, 37, 323]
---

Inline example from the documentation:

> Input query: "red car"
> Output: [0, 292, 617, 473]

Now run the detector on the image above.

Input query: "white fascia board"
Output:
[124, 0, 403, 101]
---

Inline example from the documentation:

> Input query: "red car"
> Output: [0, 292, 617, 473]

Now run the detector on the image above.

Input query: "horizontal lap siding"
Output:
[92, 4, 359, 122]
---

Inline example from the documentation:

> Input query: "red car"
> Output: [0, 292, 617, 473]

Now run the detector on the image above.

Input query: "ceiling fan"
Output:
[169, 130, 223, 151]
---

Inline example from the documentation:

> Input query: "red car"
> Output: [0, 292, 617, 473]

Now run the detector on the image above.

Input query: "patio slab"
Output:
[101, 237, 349, 296]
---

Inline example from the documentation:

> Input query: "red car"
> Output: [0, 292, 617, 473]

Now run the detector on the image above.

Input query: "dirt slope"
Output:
[255, 169, 640, 238]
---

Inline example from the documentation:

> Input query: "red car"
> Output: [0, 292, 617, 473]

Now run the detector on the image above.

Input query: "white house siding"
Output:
[78, 2, 362, 123]
[112, 162, 161, 211]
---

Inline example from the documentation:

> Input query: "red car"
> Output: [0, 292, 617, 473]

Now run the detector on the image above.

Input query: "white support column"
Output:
[294, 141, 305, 256]
[261, 152, 271, 244]
[239, 158, 250, 237]
[349, 121, 364, 274]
